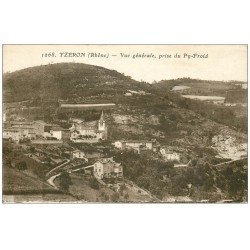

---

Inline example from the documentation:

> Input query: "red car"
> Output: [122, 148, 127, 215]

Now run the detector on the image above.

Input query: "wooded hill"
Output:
[3, 63, 152, 102]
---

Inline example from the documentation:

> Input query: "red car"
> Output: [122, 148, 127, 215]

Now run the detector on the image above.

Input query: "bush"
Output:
[58, 172, 72, 192]
[16, 161, 27, 171]
[124, 193, 129, 199]
[137, 176, 151, 189]
[104, 194, 109, 201]
[89, 177, 100, 190]
[111, 193, 120, 202]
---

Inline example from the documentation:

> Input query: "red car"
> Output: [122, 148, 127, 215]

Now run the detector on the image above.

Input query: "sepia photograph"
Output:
[2, 44, 248, 204]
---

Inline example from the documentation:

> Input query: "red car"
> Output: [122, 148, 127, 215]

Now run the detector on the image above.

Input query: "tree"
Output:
[16, 161, 27, 171]
[111, 193, 120, 202]
[6, 158, 12, 168]
[29, 146, 35, 153]
[124, 193, 129, 199]
[191, 158, 198, 167]
[58, 172, 72, 192]
[89, 177, 99, 190]
[137, 176, 151, 189]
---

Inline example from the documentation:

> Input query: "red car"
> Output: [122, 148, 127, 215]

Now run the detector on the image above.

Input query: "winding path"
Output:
[47, 173, 61, 189]
[213, 157, 247, 167]
[46, 159, 71, 177]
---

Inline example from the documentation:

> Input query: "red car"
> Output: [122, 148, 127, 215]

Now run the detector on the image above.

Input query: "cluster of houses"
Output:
[3, 110, 183, 180]
[3, 111, 107, 144]
[113, 140, 155, 154]
[66, 150, 125, 180]
[70, 111, 107, 142]
[68, 150, 122, 180]
[113, 140, 181, 162]
[3, 121, 36, 142]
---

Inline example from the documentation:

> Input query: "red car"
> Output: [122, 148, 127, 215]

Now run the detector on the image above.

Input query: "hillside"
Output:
[153, 78, 247, 101]
[3, 63, 152, 102]
[3, 63, 247, 134]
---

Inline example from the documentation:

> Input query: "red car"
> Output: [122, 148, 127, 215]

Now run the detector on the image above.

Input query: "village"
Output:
[3, 90, 248, 203]
[3, 106, 187, 202]
[2, 57, 247, 203]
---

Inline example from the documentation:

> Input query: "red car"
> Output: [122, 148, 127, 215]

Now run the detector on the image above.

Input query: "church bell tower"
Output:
[98, 111, 106, 131]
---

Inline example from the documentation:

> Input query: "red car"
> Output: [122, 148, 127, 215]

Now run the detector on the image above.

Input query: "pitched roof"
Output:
[74, 121, 98, 130]
[95, 157, 121, 166]
[72, 149, 85, 154]
[51, 126, 64, 131]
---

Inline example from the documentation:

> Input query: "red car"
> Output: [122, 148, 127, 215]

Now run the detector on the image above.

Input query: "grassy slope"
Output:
[3, 166, 54, 193]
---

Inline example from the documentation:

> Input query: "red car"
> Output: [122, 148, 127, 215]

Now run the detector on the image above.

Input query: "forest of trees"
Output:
[113, 150, 247, 202]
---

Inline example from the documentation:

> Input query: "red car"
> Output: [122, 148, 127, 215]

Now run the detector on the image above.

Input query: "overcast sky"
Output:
[3, 45, 247, 83]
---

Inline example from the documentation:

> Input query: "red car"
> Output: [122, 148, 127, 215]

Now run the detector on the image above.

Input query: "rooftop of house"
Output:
[72, 149, 85, 154]
[4, 128, 20, 132]
[161, 149, 179, 154]
[51, 126, 64, 131]
[96, 157, 121, 167]
[34, 120, 56, 127]
[71, 130, 80, 134]
[85, 152, 103, 159]
[11, 126, 34, 130]
[72, 122, 98, 131]
[116, 140, 155, 144]
[97, 157, 114, 163]
[10, 121, 33, 125]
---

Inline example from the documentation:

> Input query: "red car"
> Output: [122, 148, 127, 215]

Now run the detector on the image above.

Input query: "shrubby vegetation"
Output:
[58, 172, 72, 192]
[113, 150, 247, 201]
[89, 177, 100, 190]
[225, 89, 247, 103]
[164, 92, 247, 133]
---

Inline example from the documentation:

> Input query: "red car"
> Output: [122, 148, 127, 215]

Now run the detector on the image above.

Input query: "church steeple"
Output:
[98, 111, 106, 131]
[100, 111, 104, 123]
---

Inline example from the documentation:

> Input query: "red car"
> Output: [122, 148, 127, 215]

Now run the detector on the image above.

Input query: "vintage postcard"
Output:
[2, 44, 248, 203]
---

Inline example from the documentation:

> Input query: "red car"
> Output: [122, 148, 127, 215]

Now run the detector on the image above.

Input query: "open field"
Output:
[172, 85, 190, 91]
[3, 166, 78, 203]
[182, 95, 225, 102]
[60, 103, 116, 109]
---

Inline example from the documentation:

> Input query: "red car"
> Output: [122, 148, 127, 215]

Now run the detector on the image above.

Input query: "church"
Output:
[70, 111, 107, 141]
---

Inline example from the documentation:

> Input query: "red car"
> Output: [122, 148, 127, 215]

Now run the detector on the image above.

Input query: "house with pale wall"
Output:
[4, 120, 70, 142]
[5, 121, 36, 140]
[113, 140, 154, 153]
[71, 150, 88, 162]
[3, 123, 36, 142]
[3, 129, 24, 142]
[72, 149, 85, 159]
[34, 121, 70, 140]
[160, 147, 180, 161]
[93, 157, 123, 179]
[45, 126, 70, 140]
[33, 121, 52, 137]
